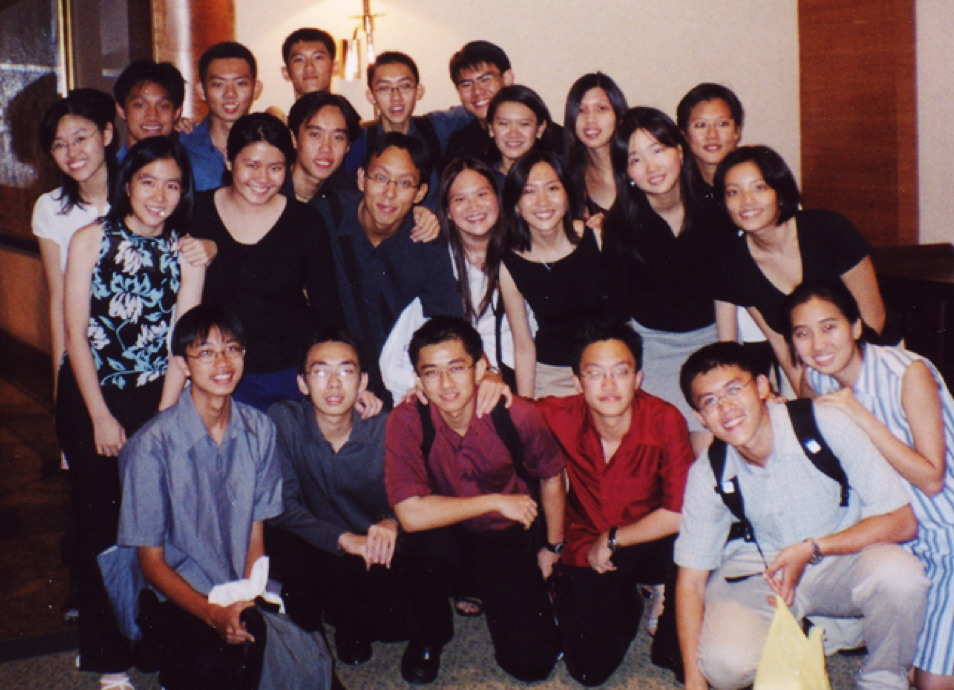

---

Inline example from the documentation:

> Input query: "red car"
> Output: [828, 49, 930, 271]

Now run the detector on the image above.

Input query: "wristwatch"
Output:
[607, 526, 620, 552]
[805, 539, 824, 565]
[545, 541, 566, 555]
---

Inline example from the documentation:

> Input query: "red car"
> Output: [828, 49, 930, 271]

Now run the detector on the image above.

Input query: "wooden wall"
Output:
[799, 0, 918, 247]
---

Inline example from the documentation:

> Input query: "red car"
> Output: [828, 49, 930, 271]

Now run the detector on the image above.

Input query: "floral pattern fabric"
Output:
[88, 219, 180, 389]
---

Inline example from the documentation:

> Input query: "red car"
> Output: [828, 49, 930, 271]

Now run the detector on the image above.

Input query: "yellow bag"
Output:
[753, 602, 832, 690]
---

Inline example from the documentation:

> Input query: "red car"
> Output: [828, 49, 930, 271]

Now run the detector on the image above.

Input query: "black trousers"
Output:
[408, 524, 560, 683]
[138, 590, 266, 690]
[555, 534, 681, 687]
[56, 359, 162, 673]
[265, 526, 416, 645]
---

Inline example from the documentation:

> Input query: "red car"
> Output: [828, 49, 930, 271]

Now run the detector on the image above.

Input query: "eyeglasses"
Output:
[579, 366, 635, 382]
[185, 344, 245, 364]
[697, 378, 754, 412]
[419, 364, 473, 384]
[373, 82, 416, 97]
[307, 364, 358, 382]
[51, 130, 99, 155]
[366, 172, 419, 192]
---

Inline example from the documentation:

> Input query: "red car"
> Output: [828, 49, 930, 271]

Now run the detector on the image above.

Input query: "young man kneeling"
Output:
[117, 305, 332, 690]
[675, 342, 928, 690]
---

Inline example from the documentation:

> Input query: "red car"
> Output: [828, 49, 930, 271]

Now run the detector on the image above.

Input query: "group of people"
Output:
[32, 24, 953, 690]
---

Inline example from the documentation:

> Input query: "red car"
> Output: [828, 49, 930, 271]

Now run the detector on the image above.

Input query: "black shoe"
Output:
[401, 642, 442, 684]
[336, 636, 372, 665]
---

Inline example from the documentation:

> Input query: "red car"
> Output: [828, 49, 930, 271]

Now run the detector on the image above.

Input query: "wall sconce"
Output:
[340, 0, 381, 81]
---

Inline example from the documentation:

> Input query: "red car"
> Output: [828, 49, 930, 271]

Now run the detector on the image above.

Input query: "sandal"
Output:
[100, 673, 135, 690]
[453, 596, 483, 617]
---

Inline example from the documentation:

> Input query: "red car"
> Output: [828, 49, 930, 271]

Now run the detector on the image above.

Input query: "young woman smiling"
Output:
[499, 151, 603, 397]
[486, 85, 553, 185]
[439, 157, 515, 383]
[784, 279, 954, 690]
[603, 107, 734, 453]
[58, 137, 204, 690]
[563, 73, 628, 217]
[713, 145, 899, 389]
[188, 112, 346, 411]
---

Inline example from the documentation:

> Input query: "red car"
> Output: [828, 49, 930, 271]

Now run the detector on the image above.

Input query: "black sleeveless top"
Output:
[502, 226, 604, 366]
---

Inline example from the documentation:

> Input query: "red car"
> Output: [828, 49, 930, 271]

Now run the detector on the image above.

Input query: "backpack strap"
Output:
[490, 398, 526, 483]
[786, 398, 850, 507]
[416, 399, 437, 460]
[708, 439, 754, 543]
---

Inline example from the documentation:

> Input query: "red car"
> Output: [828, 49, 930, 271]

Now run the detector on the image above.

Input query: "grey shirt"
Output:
[267, 399, 391, 554]
[118, 388, 283, 595]
[674, 402, 911, 572]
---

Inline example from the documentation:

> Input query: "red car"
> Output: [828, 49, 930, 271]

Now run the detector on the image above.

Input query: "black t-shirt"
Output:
[189, 191, 345, 373]
[715, 209, 871, 335]
[603, 197, 735, 333]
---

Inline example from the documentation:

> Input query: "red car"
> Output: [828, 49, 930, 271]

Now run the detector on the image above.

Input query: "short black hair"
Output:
[199, 41, 258, 84]
[362, 131, 432, 188]
[288, 92, 361, 145]
[680, 342, 763, 410]
[282, 28, 336, 65]
[368, 51, 419, 86]
[226, 112, 296, 166]
[172, 304, 247, 357]
[298, 328, 365, 376]
[570, 320, 643, 376]
[105, 136, 194, 239]
[114, 59, 186, 110]
[676, 83, 745, 131]
[409, 316, 484, 370]
[486, 84, 552, 131]
[449, 40, 510, 85]
[714, 145, 801, 225]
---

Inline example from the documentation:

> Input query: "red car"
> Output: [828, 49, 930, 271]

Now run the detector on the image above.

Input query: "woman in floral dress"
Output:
[57, 137, 204, 690]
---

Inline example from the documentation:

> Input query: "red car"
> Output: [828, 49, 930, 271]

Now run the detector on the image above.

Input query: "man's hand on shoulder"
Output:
[763, 540, 814, 607]
[355, 390, 384, 419]
[587, 530, 617, 574]
[475, 365, 513, 417]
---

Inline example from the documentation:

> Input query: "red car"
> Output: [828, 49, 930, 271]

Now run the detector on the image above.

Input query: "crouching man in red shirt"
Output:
[538, 319, 695, 686]
[385, 316, 565, 685]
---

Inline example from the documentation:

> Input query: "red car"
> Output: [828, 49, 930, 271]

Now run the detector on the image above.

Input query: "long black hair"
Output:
[105, 136, 194, 238]
[603, 106, 698, 262]
[438, 157, 503, 321]
[563, 73, 628, 217]
[501, 150, 578, 254]
[39, 88, 117, 214]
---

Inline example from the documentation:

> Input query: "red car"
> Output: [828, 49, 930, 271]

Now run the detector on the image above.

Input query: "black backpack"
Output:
[708, 398, 850, 543]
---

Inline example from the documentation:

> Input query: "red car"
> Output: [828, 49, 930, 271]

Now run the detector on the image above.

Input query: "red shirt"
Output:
[537, 392, 694, 567]
[385, 396, 566, 532]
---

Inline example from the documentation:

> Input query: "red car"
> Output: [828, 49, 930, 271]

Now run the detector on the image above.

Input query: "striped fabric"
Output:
[808, 345, 954, 675]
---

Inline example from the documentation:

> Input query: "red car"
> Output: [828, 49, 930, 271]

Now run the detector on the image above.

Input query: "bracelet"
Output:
[804, 538, 824, 565]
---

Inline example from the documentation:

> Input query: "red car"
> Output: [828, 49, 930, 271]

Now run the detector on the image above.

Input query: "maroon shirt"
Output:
[385, 396, 566, 532]
[537, 392, 693, 568]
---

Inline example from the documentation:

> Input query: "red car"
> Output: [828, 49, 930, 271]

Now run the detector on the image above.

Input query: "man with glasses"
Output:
[117, 304, 333, 689]
[327, 132, 463, 404]
[265, 329, 424, 675]
[535, 320, 694, 686]
[675, 342, 928, 690]
[385, 316, 565, 684]
[343, 51, 471, 208]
